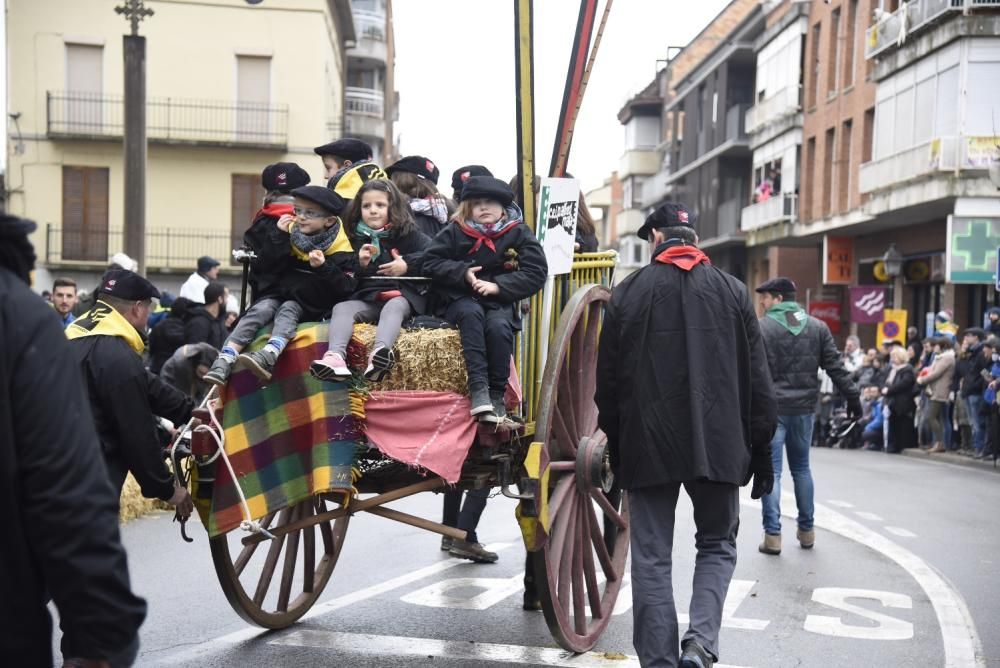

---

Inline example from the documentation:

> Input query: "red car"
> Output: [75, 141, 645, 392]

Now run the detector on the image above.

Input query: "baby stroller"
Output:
[819, 408, 861, 449]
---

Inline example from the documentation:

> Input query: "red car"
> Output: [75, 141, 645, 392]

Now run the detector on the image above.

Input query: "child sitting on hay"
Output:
[422, 176, 547, 423]
[310, 179, 432, 382]
[204, 184, 356, 385]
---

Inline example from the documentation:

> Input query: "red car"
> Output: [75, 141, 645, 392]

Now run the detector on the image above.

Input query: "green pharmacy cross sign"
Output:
[947, 216, 1000, 284]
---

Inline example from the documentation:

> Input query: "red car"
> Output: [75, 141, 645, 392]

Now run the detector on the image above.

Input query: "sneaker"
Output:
[469, 385, 494, 419]
[440, 536, 454, 551]
[310, 351, 352, 382]
[449, 539, 499, 563]
[489, 390, 508, 422]
[364, 346, 396, 382]
[758, 533, 781, 555]
[797, 528, 815, 549]
[203, 356, 234, 387]
[238, 348, 278, 382]
[679, 640, 715, 668]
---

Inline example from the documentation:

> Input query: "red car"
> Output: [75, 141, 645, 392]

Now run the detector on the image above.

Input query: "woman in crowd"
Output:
[881, 346, 917, 453]
[916, 337, 955, 453]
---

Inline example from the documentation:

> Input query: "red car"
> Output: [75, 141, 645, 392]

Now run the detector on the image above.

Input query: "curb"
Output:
[899, 448, 1000, 473]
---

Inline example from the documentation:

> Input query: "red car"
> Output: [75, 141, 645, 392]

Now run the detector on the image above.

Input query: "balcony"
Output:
[344, 87, 385, 140]
[46, 91, 288, 149]
[741, 192, 798, 231]
[639, 168, 676, 209]
[858, 135, 991, 194]
[45, 225, 236, 271]
[865, 0, 1000, 59]
[745, 86, 801, 136]
[616, 208, 648, 238]
[348, 10, 387, 64]
[618, 148, 660, 180]
[725, 104, 749, 143]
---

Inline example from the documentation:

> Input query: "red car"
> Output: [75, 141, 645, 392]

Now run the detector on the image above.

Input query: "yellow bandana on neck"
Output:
[66, 300, 146, 355]
[288, 220, 354, 261]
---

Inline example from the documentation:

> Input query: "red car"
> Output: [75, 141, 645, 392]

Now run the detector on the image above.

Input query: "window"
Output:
[808, 22, 821, 109]
[62, 166, 109, 262]
[874, 97, 894, 159]
[804, 137, 816, 220]
[839, 120, 853, 212]
[231, 174, 264, 260]
[843, 0, 858, 89]
[935, 66, 959, 137]
[914, 79, 935, 144]
[236, 55, 271, 141]
[965, 63, 1000, 135]
[862, 108, 875, 163]
[65, 43, 103, 133]
[893, 86, 914, 155]
[824, 128, 836, 217]
[828, 9, 841, 98]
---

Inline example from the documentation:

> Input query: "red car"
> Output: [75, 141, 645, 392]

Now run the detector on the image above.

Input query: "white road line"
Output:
[826, 500, 854, 508]
[742, 495, 984, 668]
[885, 526, 918, 538]
[269, 629, 754, 668]
[151, 542, 514, 666]
[854, 511, 884, 522]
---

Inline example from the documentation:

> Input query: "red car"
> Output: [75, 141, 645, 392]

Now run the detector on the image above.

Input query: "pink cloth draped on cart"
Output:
[364, 391, 478, 483]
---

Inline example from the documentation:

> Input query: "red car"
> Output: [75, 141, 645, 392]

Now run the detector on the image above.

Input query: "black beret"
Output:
[636, 202, 696, 241]
[387, 155, 440, 184]
[197, 256, 220, 273]
[755, 277, 798, 294]
[291, 185, 347, 215]
[964, 327, 987, 339]
[0, 214, 37, 237]
[459, 176, 514, 206]
[313, 138, 373, 163]
[98, 269, 161, 301]
[451, 165, 493, 194]
[261, 162, 310, 193]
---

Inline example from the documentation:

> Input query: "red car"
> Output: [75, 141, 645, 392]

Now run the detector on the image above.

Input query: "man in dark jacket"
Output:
[184, 281, 228, 350]
[148, 296, 194, 373]
[960, 327, 990, 455]
[596, 203, 777, 668]
[1, 216, 146, 667]
[67, 270, 195, 514]
[755, 277, 861, 556]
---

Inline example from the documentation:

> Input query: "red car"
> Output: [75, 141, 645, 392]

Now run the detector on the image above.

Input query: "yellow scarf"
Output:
[288, 220, 354, 262]
[66, 300, 145, 354]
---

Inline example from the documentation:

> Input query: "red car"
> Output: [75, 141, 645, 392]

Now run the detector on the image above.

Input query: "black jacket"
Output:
[422, 214, 548, 325]
[595, 242, 777, 489]
[243, 204, 293, 302]
[69, 320, 193, 502]
[883, 364, 917, 416]
[148, 297, 195, 373]
[759, 308, 859, 415]
[280, 246, 357, 321]
[350, 227, 432, 314]
[1, 269, 145, 666]
[413, 211, 447, 239]
[960, 343, 989, 398]
[184, 306, 227, 350]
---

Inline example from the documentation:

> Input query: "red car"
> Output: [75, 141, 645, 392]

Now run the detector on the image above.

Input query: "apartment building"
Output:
[345, 0, 398, 165]
[5, 0, 362, 293]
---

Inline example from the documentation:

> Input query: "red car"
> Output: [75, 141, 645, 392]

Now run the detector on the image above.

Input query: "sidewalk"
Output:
[900, 447, 1000, 473]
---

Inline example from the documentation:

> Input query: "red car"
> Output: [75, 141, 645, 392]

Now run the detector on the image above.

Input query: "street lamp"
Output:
[881, 243, 904, 278]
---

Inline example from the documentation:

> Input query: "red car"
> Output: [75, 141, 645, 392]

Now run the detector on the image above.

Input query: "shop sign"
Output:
[823, 236, 854, 285]
[809, 301, 842, 334]
[849, 286, 886, 324]
[946, 216, 1000, 284]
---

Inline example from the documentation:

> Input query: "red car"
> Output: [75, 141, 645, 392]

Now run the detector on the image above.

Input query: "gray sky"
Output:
[393, 0, 732, 194]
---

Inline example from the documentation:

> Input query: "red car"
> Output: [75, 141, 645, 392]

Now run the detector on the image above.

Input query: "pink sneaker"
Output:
[309, 351, 352, 382]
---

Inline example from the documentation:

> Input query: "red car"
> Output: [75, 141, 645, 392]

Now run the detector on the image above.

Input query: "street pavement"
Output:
[72, 447, 997, 667]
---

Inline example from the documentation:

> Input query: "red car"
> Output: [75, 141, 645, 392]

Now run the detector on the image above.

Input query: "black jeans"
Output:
[444, 297, 515, 392]
[442, 488, 490, 543]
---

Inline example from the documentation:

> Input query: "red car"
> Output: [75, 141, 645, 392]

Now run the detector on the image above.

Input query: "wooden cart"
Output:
[188, 252, 627, 653]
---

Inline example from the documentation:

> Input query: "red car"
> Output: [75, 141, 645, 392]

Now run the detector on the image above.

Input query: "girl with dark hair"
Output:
[310, 179, 431, 382]
[387, 156, 456, 238]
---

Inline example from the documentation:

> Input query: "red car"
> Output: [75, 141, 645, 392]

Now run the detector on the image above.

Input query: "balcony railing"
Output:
[345, 87, 384, 117]
[745, 86, 801, 135]
[47, 91, 288, 148]
[348, 9, 388, 63]
[46, 224, 237, 270]
[858, 135, 993, 194]
[865, 0, 1000, 59]
[741, 192, 798, 231]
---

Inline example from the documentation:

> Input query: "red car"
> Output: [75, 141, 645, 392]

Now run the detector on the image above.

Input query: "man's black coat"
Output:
[595, 241, 777, 489]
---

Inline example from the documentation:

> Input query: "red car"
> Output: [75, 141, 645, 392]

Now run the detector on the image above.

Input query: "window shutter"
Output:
[62, 166, 109, 261]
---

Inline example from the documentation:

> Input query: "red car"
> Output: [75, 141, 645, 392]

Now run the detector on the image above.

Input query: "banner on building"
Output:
[877, 309, 907, 348]
[946, 215, 1000, 284]
[808, 301, 842, 334]
[535, 177, 580, 276]
[849, 285, 887, 324]
[823, 236, 854, 285]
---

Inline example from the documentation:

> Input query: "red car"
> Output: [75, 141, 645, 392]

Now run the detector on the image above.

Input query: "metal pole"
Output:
[123, 34, 147, 275]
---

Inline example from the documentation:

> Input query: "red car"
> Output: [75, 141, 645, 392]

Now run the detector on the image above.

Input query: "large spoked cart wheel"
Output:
[210, 495, 350, 628]
[528, 283, 630, 653]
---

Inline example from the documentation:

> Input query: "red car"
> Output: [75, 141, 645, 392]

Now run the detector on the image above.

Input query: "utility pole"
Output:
[115, 0, 153, 275]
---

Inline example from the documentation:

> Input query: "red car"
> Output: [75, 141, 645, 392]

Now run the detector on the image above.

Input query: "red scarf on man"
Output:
[653, 245, 711, 271]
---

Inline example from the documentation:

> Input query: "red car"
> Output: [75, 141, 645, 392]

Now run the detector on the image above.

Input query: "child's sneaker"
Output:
[203, 356, 233, 387]
[310, 351, 352, 382]
[469, 385, 494, 419]
[238, 348, 278, 382]
[488, 390, 508, 423]
[364, 346, 396, 382]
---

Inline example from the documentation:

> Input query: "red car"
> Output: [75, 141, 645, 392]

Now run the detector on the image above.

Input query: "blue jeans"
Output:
[967, 395, 986, 453]
[761, 414, 815, 535]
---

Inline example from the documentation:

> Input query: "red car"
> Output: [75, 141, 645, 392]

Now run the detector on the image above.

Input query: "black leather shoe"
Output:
[680, 640, 715, 668]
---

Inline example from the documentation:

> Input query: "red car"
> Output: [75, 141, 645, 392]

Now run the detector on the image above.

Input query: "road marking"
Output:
[885, 526, 917, 538]
[855, 511, 884, 522]
[826, 500, 854, 508]
[269, 629, 754, 668]
[152, 542, 514, 666]
[804, 588, 913, 640]
[401, 572, 526, 610]
[742, 496, 984, 668]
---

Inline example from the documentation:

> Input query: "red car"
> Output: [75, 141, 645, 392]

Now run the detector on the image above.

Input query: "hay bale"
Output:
[118, 472, 170, 523]
[348, 323, 468, 394]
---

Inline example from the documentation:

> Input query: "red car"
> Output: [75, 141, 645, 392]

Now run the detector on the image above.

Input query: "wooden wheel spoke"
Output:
[572, 505, 587, 635]
[303, 501, 315, 594]
[579, 499, 603, 618]
[557, 497, 578, 612]
[234, 510, 277, 576]
[585, 496, 615, 580]
[317, 498, 335, 555]
[547, 474, 575, 519]
[591, 488, 627, 530]
[553, 404, 578, 459]
[253, 508, 290, 607]
[549, 492, 576, 587]
[277, 505, 302, 612]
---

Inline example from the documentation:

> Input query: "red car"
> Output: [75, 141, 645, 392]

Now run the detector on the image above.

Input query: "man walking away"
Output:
[596, 203, 777, 668]
[178, 255, 221, 304]
[755, 277, 861, 555]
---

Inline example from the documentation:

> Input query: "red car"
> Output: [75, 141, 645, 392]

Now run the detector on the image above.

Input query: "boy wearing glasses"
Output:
[205, 177, 356, 385]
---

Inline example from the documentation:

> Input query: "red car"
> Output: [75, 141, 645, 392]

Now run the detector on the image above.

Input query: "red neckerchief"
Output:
[459, 222, 518, 254]
[654, 245, 711, 271]
[256, 203, 294, 219]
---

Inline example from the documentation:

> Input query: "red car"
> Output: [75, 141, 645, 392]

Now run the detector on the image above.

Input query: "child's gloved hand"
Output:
[308, 249, 326, 268]
[276, 214, 295, 232]
[359, 244, 377, 268]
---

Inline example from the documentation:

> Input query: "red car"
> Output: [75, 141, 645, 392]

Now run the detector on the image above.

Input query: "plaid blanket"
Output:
[207, 322, 361, 537]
